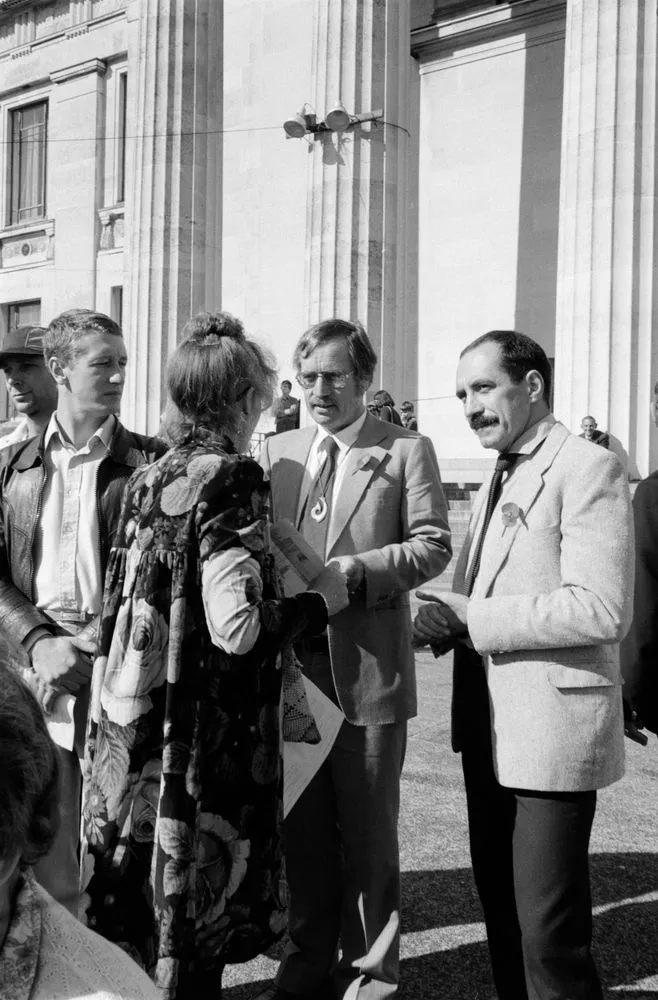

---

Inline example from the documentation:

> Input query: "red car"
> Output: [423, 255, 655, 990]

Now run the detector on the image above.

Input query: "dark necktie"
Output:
[301, 437, 339, 559]
[466, 452, 519, 594]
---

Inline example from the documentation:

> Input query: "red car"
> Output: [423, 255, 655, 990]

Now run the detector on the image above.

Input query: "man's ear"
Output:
[526, 369, 545, 404]
[48, 355, 67, 385]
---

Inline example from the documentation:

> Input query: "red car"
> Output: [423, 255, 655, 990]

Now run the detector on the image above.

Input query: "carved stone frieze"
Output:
[0, 220, 55, 268]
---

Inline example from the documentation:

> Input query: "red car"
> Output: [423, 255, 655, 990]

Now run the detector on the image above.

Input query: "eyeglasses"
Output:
[295, 371, 354, 390]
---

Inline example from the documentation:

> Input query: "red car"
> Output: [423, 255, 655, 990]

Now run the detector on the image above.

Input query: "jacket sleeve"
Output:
[352, 434, 452, 607]
[467, 446, 634, 653]
[620, 475, 658, 733]
[0, 465, 57, 649]
[197, 454, 327, 648]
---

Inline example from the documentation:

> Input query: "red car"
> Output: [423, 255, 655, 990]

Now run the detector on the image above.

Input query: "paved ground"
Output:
[223, 649, 658, 1000]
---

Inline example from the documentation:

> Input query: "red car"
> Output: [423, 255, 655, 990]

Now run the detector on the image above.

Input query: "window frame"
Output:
[116, 70, 127, 205]
[5, 299, 42, 331]
[8, 100, 48, 227]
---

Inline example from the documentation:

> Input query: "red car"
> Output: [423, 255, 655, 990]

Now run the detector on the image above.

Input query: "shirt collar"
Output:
[314, 408, 368, 456]
[508, 412, 556, 457]
[45, 413, 116, 455]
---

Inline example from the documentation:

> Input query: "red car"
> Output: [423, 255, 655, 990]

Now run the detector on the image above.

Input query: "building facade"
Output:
[0, 0, 656, 477]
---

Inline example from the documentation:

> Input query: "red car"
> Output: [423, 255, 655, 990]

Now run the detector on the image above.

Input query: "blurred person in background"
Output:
[372, 389, 402, 426]
[579, 415, 609, 449]
[0, 326, 57, 449]
[400, 401, 417, 431]
[81, 311, 348, 999]
[273, 379, 301, 434]
[0, 659, 160, 1000]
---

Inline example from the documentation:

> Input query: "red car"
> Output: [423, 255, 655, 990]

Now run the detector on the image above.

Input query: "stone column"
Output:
[304, 0, 415, 402]
[123, 0, 222, 434]
[554, 0, 658, 476]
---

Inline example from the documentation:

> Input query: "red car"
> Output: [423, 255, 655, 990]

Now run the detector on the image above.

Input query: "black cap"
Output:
[0, 326, 46, 364]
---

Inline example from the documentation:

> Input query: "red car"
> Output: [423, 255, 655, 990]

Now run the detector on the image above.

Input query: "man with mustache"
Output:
[0, 308, 165, 914]
[414, 331, 634, 1000]
[0, 326, 57, 448]
[260, 318, 451, 1000]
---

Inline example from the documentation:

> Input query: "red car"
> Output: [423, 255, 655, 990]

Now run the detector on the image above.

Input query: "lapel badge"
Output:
[501, 502, 523, 528]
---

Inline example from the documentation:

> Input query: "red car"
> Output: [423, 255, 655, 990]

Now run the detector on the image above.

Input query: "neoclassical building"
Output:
[0, 0, 656, 479]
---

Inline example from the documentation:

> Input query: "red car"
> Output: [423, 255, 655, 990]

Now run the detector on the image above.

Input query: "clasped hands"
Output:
[30, 633, 96, 714]
[413, 591, 470, 654]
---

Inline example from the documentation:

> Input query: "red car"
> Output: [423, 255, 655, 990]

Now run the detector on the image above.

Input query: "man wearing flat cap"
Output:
[0, 326, 57, 449]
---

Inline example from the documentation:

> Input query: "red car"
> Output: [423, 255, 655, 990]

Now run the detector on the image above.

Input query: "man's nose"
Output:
[313, 374, 333, 392]
[108, 369, 124, 384]
[463, 395, 481, 419]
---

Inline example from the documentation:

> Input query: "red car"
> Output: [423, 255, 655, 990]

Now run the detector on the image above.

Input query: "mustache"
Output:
[470, 416, 499, 431]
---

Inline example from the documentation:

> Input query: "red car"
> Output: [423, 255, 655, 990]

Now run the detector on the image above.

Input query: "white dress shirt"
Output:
[295, 409, 368, 532]
[34, 415, 116, 617]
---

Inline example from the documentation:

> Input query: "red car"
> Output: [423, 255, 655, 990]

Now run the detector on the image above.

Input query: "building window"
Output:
[10, 101, 48, 226]
[7, 300, 41, 330]
[110, 286, 123, 327]
[117, 73, 127, 204]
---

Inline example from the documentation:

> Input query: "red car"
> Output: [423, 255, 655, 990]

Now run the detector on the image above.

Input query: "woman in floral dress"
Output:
[81, 312, 347, 999]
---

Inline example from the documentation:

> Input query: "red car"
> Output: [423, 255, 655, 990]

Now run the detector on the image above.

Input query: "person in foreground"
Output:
[0, 325, 57, 449]
[260, 318, 451, 1000]
[414, 330, 634, 1000]
[0, 659, 160, 1000]
[81, 312, 348, 1000]
[0, 309, 165, 914]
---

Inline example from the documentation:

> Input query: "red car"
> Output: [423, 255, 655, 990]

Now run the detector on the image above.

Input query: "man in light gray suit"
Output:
[259, 319, 451, 1000]
[414, 331, 634, 1000]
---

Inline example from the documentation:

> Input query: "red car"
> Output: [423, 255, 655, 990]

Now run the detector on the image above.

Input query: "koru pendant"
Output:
[310, 497, 328, 522]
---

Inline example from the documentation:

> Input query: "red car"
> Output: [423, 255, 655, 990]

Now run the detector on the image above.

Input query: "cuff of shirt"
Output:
[23, 625, 55, 657]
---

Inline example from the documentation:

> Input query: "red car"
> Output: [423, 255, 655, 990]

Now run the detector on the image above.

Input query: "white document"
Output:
[284, 676, 345, 818]
[46, 693, 77, 752]
[270, 519, 326, 596]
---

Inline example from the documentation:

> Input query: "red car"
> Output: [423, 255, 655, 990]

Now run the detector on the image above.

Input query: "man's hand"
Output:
[327, 556, 365, 594]
[413, 591, 470, 645]
[31, 634, 95, 694]
[308, 563, 350, 617]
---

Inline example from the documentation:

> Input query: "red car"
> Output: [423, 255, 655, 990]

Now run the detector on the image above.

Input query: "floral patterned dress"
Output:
[81, 434, 327, 999]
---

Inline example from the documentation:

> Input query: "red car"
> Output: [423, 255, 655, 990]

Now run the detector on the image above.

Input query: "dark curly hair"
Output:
[0, 661, 60, 867]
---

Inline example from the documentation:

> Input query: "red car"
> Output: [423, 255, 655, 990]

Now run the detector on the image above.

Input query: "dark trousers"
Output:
[461, 665, 602, 1000]
[278, 648, 406, 999]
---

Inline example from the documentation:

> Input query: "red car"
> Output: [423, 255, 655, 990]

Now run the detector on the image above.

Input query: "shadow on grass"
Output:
[224, 853, 658, 999]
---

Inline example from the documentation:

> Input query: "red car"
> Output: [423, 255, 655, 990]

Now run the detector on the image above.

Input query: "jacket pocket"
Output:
[548, 663, 617, 689]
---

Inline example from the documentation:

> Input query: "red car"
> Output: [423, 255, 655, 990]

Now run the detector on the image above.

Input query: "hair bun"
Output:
[182, 311, 246, 344]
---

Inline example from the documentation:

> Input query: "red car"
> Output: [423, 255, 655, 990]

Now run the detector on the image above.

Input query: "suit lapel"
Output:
[474, 422, 570, 597]
[326, 415, 390, 556]
[269, 429, 315, 526]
